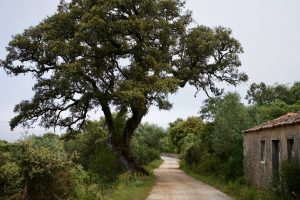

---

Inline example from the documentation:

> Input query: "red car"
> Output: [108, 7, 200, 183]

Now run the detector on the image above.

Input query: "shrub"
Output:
[17, 135, 78, 200]
[195, 152, 224, 176]
[160, 132, 176, 153]
[63, 120, 108, 169]
[87, 142, 125, 183]
[168, 117, 205, 153]
[69, 166, 103, 200]
[132, 142, 160, 165]
[0, 135, 105, 199]
[131, 123, 164, 165]
[0, 150, 22, 199]
[280, 159, 300, 198]
[183, 140, 203, 166]
[64, 121, 125, 183]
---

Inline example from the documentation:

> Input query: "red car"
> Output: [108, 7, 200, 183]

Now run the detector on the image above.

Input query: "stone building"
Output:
[243, 112, 300, 187]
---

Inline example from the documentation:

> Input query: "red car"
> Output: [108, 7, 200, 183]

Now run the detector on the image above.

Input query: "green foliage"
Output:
[1, 134, 105, 200]
[279, 159, 300, 198]
[183, 140, 204, 167]
[168, 116, 205, 153]
[160, 131, 176, 153]
[103, 159, 162, 200]
[245, 82, 300, 128]
[257, 100, 300, 122]
[211, 93, 250, 158]
[246, 82, 300, 106]
[179, 86, 300, 198]
[0, 144, 22, 200]
[194, 152, 223, 176]
[1, 0, 247, 173]
[131, 123, 165, 165]
[64, 120, 107, 168]
[246, 82, 300, 130]
[173, 92, 251, 181]
[64, 120, 164, 182]
[290, 82, 300, 103]
[88, 143, 125, 183]
[68, 166, 103, 200]
[143, 159, 163, 172]
[0, 120, 165, 199]
[17, 135, 78, 200]
[64, 120, 125, 183]
[196, 93, 251, 180]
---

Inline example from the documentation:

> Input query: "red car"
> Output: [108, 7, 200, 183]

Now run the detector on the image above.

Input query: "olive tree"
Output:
[1, 0, 247, 174]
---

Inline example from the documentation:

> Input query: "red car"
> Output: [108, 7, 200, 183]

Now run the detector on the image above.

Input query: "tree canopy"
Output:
[246, 82, 300, 106]
[169, 116, 204, 152]
[1, 0, 247, 173]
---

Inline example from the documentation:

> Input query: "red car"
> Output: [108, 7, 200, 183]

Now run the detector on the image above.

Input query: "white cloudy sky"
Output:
[0, 0, 300, 141]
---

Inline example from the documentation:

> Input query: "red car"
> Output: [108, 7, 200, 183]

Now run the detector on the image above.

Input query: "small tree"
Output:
[1, 0, 247, 174]
[200, 92, 251, 179]
[169, 116, 205, 153]
[131, 123, 165, 165]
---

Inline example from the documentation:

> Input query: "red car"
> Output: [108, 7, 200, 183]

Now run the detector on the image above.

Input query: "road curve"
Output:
[146, 156, 232, 200]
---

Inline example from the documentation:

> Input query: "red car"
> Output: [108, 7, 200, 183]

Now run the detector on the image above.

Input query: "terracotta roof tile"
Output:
[244, 112, 300, 133]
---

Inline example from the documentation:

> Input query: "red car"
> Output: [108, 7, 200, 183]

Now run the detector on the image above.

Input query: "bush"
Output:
[87, 143, 125, 183]
[280, 159, 300, 198]
[195, 152, 223, 176]
[9, 134, 106, 200]
[183, 140, 203, 166]
[1, 135, 99, 200]
[63, 120, 108, 169]
[69, 166, 103, 200]
[132, 143, 160, 165]
[0, 148, 22, 199]
[160, 132, 176, 153]
[168, 117, 205, 153]
[131, 123, 164, 165]
[64, 121, 125, 183]
[17, 135, 78, 199]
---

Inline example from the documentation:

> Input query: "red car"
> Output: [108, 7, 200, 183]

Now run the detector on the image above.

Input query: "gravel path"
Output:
[146, 156, 232, 200]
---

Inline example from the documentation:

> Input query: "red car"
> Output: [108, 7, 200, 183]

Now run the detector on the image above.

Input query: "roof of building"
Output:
[244, 112, 300, 133]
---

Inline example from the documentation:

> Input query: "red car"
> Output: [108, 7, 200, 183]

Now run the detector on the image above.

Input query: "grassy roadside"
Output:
[181, 163, 281, 200]
[103, 159, 163, 200]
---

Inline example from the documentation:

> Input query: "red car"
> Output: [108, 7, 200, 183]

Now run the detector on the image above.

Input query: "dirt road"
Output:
[146, 156, 232, 200]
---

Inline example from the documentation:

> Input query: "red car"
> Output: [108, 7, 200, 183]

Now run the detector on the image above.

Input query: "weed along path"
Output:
[146, 156, 232, 200]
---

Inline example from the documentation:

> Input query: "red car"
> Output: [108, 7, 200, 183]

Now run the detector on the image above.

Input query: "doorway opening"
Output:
[272, 140, 280, 177]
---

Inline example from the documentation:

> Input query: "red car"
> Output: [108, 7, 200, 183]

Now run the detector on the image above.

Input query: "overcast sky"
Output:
[1, 0, 300, 142]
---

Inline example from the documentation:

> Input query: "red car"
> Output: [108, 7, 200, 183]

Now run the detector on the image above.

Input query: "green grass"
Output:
[103, 159, 163, 200]
[181, 163, 281, 200]
[144, 159, 163, 172]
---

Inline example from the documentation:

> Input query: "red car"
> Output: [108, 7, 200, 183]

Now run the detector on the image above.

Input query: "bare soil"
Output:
[146, 156, 232, 200]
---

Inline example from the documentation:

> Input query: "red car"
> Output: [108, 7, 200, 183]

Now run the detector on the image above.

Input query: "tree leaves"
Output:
[1, 0, 247, 131]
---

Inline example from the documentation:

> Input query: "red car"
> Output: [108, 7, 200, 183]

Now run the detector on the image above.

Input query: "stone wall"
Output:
[243, 124, 300, 187]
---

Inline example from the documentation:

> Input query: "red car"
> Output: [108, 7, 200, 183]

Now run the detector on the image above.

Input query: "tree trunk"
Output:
[100, 100, 148, 175]
[108, 135, 149, 176]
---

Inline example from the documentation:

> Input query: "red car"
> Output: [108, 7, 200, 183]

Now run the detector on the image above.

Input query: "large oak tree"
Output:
[1, 0, 247, 174]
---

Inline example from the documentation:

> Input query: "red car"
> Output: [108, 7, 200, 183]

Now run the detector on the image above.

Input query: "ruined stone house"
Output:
[243, 112, 300, 187]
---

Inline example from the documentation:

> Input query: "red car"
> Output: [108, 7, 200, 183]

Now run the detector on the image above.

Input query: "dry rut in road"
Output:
[146, 156, 232, 200]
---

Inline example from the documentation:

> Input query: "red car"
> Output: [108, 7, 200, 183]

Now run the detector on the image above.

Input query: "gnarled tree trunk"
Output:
[101, 101, 149, 175]
[108, 136, 149, 175]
